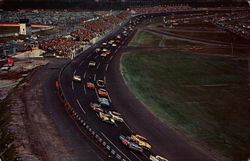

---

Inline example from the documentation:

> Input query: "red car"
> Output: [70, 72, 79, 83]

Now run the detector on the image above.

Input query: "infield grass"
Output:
[121, 50, 250, 161]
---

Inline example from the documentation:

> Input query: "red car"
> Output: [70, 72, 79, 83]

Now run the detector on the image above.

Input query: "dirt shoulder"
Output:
[1, 59, 74, 161]
[8, 59, 82, 161]
[1, 58, 106, 161]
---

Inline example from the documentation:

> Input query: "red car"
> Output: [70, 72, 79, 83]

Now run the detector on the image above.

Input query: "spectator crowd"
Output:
[83, 20, 112, 33]
[71, 29, 95, 42]
[38, 5, 195, 57]
[131, 4, 191, 14]
[38, 36, 81, 57]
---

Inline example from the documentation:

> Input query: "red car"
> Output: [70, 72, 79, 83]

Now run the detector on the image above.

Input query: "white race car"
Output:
[108, 111, 124, 123]
[89, 61, 96, 67]
[149, 155, 169, 161]
[73, 75, 81, 82]
[102, 48, 108, 52]
[101, 53, 107, 57]
[102, 42, 107, 46]
[98, 112, 115, 124]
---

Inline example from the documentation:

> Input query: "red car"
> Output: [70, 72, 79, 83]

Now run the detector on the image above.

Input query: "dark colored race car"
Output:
[96, 80, 105, 88]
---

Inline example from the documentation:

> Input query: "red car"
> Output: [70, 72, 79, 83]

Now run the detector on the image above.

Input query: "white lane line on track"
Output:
[101, 132, 131, 161]
[124, 122, 133, 133]
[104, 76, 106, 83]
[83, 71, 87, 79]
[105, 64, 109, 71]
[79, 60, 85, 66]
[94, 55, 98, 59]
[97, 63, 100, 69]
[94, 88, 99, 98]
[109, 56, 113, 61]
[76, 99, 86, 114]
[73, 70, 76, 75]
[83, 84, 87, 94]
[71, 81, 74, 90]
[94, 74, 96, 81]
[107, 94, 112, 103]
[130, 151, 142, 161]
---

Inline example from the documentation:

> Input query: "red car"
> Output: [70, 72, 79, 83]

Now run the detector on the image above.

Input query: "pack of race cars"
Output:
[74, 75, 123, 125]
[119, 134, 152, 152]
[73, 73, 155, 154]
[71, 20, 170, 161]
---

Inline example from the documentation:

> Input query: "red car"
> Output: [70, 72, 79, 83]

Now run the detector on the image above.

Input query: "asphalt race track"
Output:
[59, 11, 224, 161]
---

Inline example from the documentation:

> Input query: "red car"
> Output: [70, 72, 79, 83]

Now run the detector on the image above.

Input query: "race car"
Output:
[89, 103, 104, 113]
[102, 42, 107, 46]
[98, 88, 109, 97]
[130, 134, 152, 150]
[98, 97, 110, 106]
[108, 111, 124, 123]
[104, 50, 111, 55]
[73, 75, 81, 82]
[108, 40, 114, 44]
[132, 134, 147, 141]
[89, 61, 96, 67]
[101, 53, 107, 57]
[86, 82, 95, 89]
[119, 135, 143, 152]
[96, 80, 105, 88]
[111, 43, 117, 47]
[95, 48, 101, 53]
[98, 112, 115, 124]
[102, 48, 108, 52]
[149, 155, 169, 161]
[115, 40, 120, 43]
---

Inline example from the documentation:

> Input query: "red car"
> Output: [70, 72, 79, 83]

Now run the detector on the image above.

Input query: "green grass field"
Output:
[129, 30, 201, 47]
[121, 50, 250, 161]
